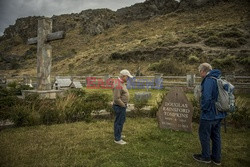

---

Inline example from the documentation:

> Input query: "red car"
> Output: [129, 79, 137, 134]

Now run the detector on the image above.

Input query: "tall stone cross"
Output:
[28, 18, 64, 90]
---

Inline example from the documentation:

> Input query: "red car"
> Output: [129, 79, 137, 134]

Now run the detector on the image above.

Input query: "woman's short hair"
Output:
[198, 63, 212, 72]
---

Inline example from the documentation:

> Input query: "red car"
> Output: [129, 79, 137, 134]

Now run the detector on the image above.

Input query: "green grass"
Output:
[84, 88, 165, 106]
[0, 118, 249, 167]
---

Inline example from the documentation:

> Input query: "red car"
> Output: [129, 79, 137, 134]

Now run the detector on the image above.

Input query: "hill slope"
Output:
[0, 0, 249, 76]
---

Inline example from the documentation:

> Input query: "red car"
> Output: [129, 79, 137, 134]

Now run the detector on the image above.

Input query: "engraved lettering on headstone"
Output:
[157, 87, 193, 132]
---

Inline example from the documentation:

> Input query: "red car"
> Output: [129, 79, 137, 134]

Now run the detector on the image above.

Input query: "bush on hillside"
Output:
[211, 55, 236, 70]
[197, 30, 216, 38]
[237, 37, 248, 45]
[158, 40, 178, 47]
[222, 39, 240, 48]
[204, 36, 222, 47]
[188, 54, 199, 64]
[238, 56, 250, 65]
[181, 34, 201, 44]
[218, 30, 243, 38]
[148, 59, 185, 75]
[23, 46, 36, 60]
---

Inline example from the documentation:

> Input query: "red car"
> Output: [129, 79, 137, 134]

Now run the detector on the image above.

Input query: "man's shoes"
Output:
[193, 154, 211, 163]
[114, 139, 127, 145]
[211, 155, 221, 165]
[212, 159, 221, 165]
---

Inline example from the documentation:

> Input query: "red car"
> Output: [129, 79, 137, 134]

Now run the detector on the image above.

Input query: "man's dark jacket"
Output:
[200, 69, 226, 120]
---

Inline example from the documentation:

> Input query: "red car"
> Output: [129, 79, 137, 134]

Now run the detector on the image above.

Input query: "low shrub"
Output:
[222, 39, 240, 48]
[105, 104, 114, 118]
[134, 99, 148, 114]
[197, 30, 215, 38]
[149, 92, 164, 118]
[23, 46, 36, 60]
[211, 55, 236, 70]
[11, 104, 40, 126]
[237, 37, 247, 45]
[190, 98, 200, 123]
[2, 88, 111, 127]
[238, 56, 250, 65]
[218, 30, 243, 38]
[0, 96, 21, 121]
[228, 97, 250, 128]
[40, 107, 61, 125]
[148, 59, 185, 75]
[181, 34, 201, 44]
[79, 102, 95, 122]
[159, 40, 178, 47]
[204, 36, 222, 47]
[191, 95, 250, 128]
[188, 54, 199, 64]
[0, 86, 14, 97]
[5, 82, 33, 95]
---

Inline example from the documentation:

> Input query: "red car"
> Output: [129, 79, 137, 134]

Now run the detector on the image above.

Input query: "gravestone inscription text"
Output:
[157, 87, 193, 132]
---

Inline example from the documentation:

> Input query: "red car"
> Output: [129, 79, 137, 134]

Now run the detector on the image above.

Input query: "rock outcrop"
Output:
[77, 9, 117, 35]
[1, 0, 228, 42]
[2, 16, 44, 42]
[116, 0, 179, 22]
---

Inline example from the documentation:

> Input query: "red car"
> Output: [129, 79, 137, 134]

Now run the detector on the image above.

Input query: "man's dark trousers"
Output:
[113, 105, 126, 141]
[199, 119, 222, 162]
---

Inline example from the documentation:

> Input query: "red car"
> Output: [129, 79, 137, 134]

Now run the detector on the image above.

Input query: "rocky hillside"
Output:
[0, 0, 249, 76]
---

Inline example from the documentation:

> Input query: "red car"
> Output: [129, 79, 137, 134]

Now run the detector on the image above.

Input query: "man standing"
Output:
[113, 69, 133, 145]
[193, 63, 226, 165]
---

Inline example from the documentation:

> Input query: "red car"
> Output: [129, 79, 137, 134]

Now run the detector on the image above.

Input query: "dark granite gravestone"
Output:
[157, 87, 193, 132]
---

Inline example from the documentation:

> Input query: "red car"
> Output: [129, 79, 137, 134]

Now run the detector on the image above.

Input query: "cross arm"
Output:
[27, 31, 65, 45]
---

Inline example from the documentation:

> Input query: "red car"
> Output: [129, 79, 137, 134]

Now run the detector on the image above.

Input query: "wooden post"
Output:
[187, 74, 195, 87]
[154, 73, 163, 89]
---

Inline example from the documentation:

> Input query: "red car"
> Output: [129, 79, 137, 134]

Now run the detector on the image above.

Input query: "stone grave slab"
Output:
[157, 87, 193, 132]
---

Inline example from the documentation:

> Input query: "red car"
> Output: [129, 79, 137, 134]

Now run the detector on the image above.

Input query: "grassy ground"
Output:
[84, 88, 165, 106]
[0, 118, 249, 167]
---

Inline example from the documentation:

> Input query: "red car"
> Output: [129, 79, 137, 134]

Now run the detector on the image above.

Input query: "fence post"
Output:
[23, 74, 32, 86]
[0, 75, 7, 88]
[225, 75, 235, 82]
[187, 74, 195, 87]
[103, 74, 110, 83]
[155, 73, 163, 89]
[85, 74, 93, 87]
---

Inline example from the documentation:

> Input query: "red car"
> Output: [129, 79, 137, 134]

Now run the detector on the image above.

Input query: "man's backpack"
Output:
[211, 76, 235, 112]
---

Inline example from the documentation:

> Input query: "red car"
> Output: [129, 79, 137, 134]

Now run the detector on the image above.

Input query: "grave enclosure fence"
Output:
[1, 74, 250, 91]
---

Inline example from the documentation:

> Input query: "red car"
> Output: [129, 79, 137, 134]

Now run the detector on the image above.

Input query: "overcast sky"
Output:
[0, 0, 147, 36]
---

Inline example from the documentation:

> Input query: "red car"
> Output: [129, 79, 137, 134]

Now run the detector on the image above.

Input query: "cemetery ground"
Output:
[0, 88, 249, 167]
[0, 117, 249, 167]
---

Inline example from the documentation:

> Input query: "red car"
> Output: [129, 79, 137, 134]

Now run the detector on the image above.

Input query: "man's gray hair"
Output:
[198, 63, 212, 72]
